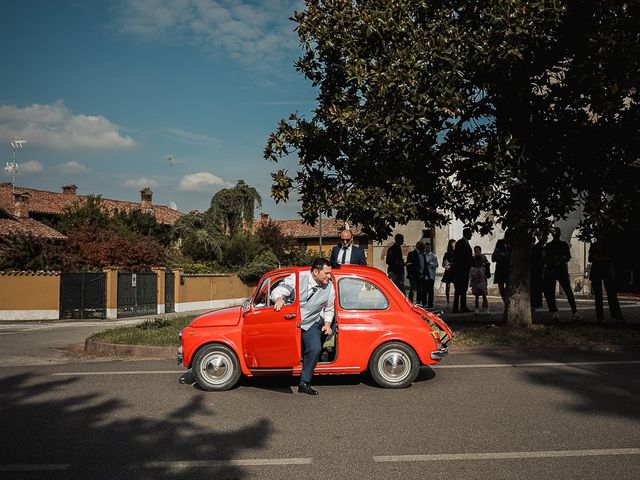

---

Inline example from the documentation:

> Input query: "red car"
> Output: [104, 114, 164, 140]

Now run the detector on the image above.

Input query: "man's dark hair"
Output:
[310, 257, 331, 271]
[394, 233, 404, 243]
[463, 227, 473, 238]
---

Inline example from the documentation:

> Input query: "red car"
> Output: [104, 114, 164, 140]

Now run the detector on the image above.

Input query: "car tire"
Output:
[192, 344, 242, 391]
[369, 342, 419, 389]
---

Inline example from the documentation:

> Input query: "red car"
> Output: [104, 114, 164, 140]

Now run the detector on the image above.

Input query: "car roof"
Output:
[270, 264, 387, 279]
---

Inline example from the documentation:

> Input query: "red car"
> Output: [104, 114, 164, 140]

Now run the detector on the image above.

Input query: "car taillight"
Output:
[430, 330, 442, 347]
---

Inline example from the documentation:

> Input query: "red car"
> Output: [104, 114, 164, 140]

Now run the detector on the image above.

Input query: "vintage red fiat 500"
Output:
[177, 264, 453, 391]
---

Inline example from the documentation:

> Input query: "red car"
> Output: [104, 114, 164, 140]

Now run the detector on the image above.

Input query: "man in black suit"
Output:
[452, 228, 473, 313]
[330, 229, 367, 266]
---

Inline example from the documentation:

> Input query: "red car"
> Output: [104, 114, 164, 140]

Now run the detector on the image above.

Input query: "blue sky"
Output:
[0, 0, 314, 218]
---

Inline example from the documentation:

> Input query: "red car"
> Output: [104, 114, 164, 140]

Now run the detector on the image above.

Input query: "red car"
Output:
[177, 265, 453, 391]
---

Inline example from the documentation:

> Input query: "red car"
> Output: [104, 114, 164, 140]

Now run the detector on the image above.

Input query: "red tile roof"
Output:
[254, 218, 365, 239]
[0, 183, 182, 225]
[0, 217, 67, 240]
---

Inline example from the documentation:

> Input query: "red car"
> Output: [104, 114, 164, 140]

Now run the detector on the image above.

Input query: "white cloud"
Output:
[19, 161, 44, 173]
[56, 161, 89, 174]
[113, 0, 300, 72]
[0, 101, 137, 150]
[123, 177, 159, 188]
[178, 172, 231, 192]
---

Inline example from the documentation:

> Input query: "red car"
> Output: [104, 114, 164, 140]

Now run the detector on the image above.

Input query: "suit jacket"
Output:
[453, 237, 473, 276]
[330, 244, 367, 266]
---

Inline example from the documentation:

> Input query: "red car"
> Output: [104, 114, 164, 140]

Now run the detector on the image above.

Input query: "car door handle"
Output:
[284, 313, 297, 320]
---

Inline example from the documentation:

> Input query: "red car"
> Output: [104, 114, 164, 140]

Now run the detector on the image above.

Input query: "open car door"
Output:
[241, 270, 301, 369]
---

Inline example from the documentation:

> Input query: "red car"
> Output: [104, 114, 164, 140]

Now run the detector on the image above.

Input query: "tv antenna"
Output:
[6, 138, 26, 193]
[167, 155, 182, 210]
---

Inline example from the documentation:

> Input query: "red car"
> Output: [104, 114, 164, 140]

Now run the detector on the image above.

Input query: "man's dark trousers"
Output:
[300, 321, 323, 384]
[424, 279, 435, 308]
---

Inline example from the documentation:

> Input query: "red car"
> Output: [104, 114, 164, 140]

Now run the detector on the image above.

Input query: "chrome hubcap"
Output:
[377, 349, 411, 383]
[200, 351, 233, 385]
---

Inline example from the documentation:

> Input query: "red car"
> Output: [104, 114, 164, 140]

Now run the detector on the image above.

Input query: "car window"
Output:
[338, 277, 389, 310]
[253, 271, 295, 308]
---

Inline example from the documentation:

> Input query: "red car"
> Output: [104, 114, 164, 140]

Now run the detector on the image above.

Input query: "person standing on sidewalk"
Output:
[441, 239, 456, 308]
[589, 232, 624, 322]
[543, 227, 582, 321]
[452, 228, 473, 313]
[423, 242, 439, 308]
[386, 233, 406, 294]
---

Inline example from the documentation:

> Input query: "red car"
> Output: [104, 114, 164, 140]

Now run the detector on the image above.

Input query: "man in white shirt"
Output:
[271, 258, 335, 395]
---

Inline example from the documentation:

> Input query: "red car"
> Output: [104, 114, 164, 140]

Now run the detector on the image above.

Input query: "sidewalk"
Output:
[426, 293, 640, 325]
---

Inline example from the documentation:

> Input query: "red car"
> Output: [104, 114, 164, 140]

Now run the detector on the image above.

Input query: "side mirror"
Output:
[241, 298, 251, 311]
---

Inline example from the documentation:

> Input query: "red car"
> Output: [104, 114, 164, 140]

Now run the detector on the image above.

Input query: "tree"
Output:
[0, 233, 68, 271]
[63, 226, 166, 271]
[171, 212, 223, 262]
[266, 1, 640, 327]
[208, 180, 262, 236]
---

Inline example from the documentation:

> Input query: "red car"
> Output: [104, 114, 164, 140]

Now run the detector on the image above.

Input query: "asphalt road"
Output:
[1, 347, 639, 479]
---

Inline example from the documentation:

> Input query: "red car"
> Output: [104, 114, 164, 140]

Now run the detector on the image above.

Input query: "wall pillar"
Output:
[152, 267, 166, 314]
[104, 269, 118, 319]
[173, 269, 184, 312]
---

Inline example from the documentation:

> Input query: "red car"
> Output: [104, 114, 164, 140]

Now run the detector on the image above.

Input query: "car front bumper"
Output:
[430, 346, 449, 361]
[176, 346, 183, 365]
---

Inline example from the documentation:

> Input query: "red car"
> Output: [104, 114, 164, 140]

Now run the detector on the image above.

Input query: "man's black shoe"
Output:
[298, 383, 318, 395]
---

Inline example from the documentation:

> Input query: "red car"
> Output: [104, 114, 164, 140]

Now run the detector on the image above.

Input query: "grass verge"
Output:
[91, 315, 198, 347]
[91, 314, 640, 349]
[451, 323, 640, 348]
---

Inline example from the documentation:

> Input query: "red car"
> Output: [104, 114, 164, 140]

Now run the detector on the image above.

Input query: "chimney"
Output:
[13, 192, 30, 218]
[140, 187, 153, 212]
[260, 212, 270, 221]
[62, 184, 78, 196]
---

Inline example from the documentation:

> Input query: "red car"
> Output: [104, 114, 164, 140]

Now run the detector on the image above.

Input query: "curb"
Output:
[84, 338, 176, 359]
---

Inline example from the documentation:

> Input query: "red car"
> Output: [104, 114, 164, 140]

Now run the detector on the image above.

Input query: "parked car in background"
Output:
[177, 265, 453, 391]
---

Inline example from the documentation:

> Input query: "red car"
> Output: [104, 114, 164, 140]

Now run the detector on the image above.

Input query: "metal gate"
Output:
[117, 272, 158, 318]
[60, 272, 106, 319]
[165, 270, 175, 313]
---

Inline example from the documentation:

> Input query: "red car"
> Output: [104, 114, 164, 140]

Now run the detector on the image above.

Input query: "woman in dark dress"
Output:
[441, 239, 456, 306]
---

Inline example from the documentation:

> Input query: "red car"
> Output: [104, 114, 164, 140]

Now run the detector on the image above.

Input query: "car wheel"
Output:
[192, 344, 242, 391]
[369, 342, 419, 389]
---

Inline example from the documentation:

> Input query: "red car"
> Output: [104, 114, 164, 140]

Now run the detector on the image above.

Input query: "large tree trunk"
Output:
[505, 226, 533, 328]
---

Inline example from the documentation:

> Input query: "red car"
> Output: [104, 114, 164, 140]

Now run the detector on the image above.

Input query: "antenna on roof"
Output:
[6, 138, 26, 193]
[167, 155, 183, 210]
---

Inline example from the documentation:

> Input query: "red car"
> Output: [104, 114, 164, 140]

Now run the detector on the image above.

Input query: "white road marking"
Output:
[0, 464, 71, 471]
[374, 448, 640, 462]
[435, 360, 640, 369]
[145, 458, 313, 468]
[52, 370, 183, 376]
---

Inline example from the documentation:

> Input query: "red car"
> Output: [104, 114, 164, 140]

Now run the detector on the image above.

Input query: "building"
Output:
[0, 183, 182, 235]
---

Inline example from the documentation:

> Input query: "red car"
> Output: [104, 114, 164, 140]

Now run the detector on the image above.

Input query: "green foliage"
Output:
[171, 211, 223, 262]
[113, 208, 172, 246]
[236, 248, 279, 282]
[58, 195, 111, 233]
[219, 233, 266, 268]
[207, 180, 262, 236]
[137, 318, 172, 330]
[0, 233, 68, 271]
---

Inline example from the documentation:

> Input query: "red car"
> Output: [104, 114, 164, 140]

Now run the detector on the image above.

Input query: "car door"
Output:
[241, 270, 301, 368]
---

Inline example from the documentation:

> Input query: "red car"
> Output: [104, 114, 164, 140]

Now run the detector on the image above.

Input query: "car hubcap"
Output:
[200, 351, 233, 385]
[377, 349, 410, 383]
